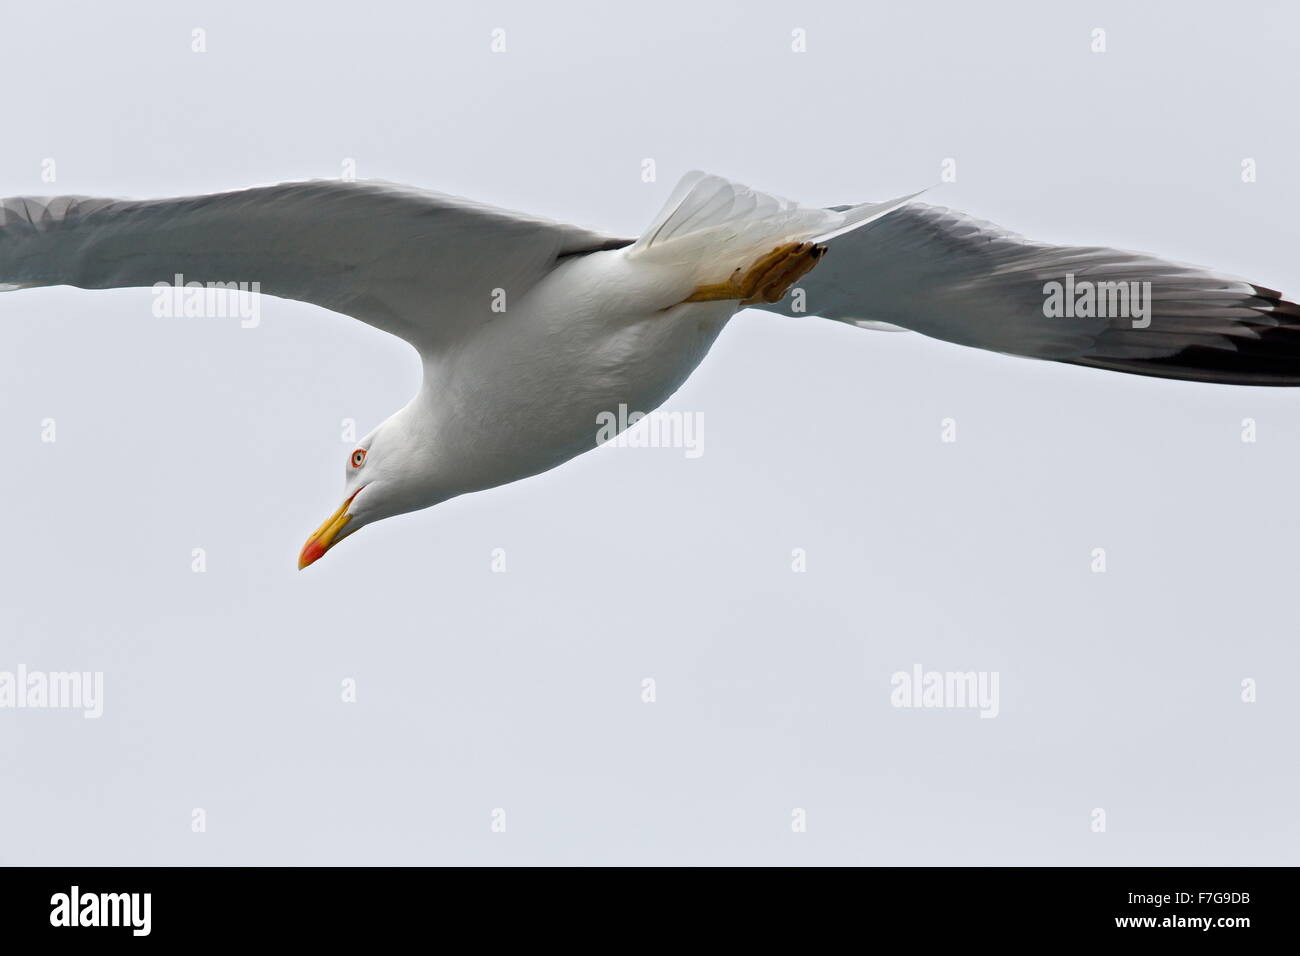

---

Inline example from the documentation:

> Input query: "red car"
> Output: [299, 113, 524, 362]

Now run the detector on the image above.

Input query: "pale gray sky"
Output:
[1, 0, 1297, 864]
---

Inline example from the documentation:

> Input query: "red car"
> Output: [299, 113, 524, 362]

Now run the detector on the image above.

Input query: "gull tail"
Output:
[629, 170, 919, 286]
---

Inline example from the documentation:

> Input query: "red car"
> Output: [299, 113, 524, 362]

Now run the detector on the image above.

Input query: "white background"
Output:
[1, 0, 1296, 864]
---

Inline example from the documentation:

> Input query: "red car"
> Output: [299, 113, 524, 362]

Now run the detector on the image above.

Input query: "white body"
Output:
[347, 171, 916, 528]
[393, 248, 737, 509]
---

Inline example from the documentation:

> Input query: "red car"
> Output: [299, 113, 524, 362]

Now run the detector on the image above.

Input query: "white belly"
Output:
[420, 248, 737, 495]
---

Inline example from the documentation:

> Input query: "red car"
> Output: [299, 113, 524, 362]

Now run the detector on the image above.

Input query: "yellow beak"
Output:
[298, 490, 360, 569]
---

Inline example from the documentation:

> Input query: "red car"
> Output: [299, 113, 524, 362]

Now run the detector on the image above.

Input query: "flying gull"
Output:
[2, 172, 1295, 567]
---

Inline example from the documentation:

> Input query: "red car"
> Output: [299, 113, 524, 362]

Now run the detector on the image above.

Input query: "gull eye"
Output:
[351, 449, 367, 469]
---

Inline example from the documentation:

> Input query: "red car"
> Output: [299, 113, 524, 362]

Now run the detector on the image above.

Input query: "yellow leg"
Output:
[674, 241, 828, 308]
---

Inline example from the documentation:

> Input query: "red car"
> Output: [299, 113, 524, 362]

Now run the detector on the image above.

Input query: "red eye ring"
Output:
[351, 449, 366, 468]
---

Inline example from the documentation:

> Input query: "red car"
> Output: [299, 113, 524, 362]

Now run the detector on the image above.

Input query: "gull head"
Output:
[297, 411, 440, 569]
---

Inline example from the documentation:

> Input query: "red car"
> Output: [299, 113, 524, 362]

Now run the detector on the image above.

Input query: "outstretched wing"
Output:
[756, 202, 1300, 386]
[0, 179, 631, 352]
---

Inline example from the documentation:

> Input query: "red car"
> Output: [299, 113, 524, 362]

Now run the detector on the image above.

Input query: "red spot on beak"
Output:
[298, 486, 364, 570]
[299, 537, 328, 569]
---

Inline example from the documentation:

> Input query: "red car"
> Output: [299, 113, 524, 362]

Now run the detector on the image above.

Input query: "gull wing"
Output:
[755, 202, 1300, 386]
[0, 179, 632, 352]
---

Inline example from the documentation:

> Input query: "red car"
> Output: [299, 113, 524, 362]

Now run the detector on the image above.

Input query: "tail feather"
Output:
[630, 171, 918, 284]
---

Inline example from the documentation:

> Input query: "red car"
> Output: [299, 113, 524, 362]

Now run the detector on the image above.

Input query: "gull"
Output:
[2, 172, 1296, 567]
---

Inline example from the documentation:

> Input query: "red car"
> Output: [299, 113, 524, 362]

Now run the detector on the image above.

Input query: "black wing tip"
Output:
[1067, 356, 1300, 386]
[1065, 284, 1300, 386]
[1250, 284, 1300, 319]
[1068, 317, 1300, 386]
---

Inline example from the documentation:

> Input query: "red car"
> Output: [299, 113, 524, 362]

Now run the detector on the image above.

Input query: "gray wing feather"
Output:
[757, 202, 1300, 386]
[0, 179, 631, 351]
